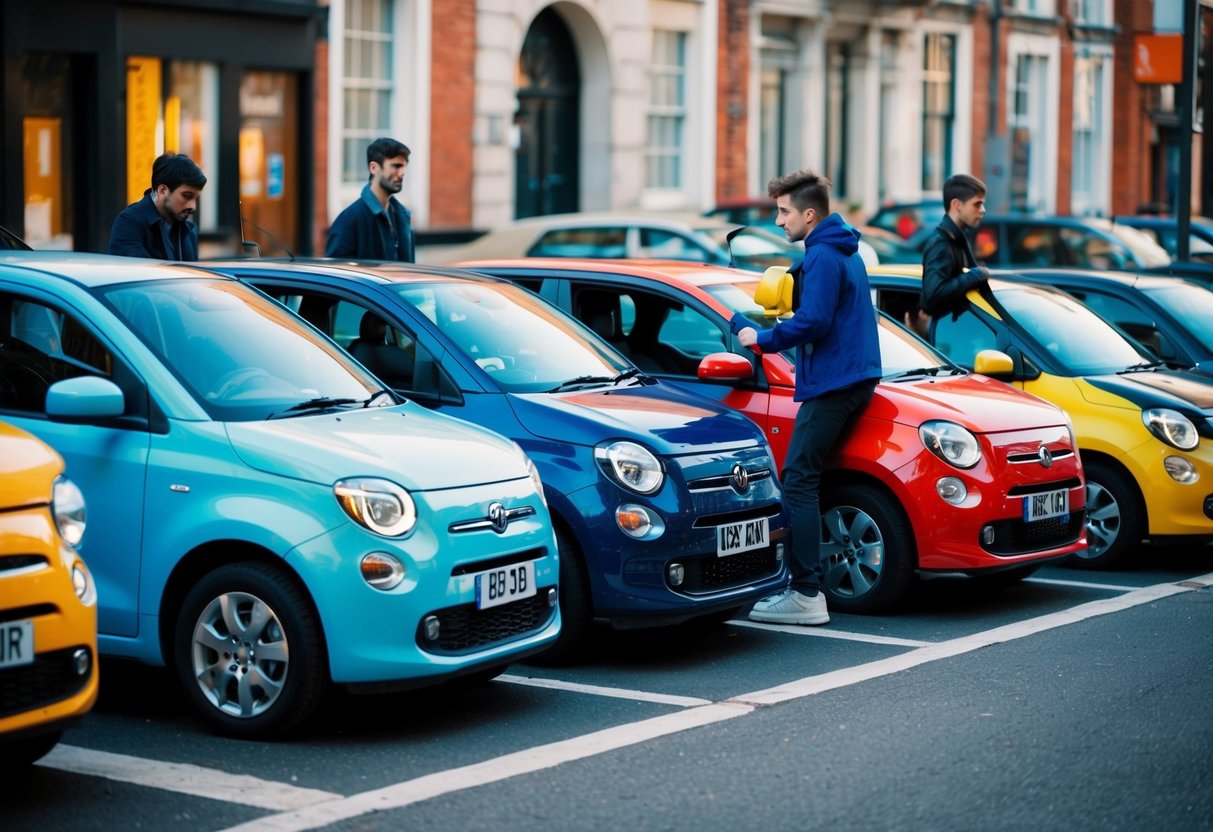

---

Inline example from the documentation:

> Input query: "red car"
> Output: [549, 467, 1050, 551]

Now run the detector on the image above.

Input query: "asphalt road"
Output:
[6, 543, 1212, 832]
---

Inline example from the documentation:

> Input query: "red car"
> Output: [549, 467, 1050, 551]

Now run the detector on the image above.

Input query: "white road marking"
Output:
[728, 619, 932, 647]
[1025, 576, 1140, 591]
[498, 674, 713, 707]
[38, 745, 341, 811]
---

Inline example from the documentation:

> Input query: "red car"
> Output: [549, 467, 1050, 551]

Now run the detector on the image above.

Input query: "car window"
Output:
[1008, 224, 1064, 267]
[0, 295, 116, 413]
[932, 308, 999, 368]
[528, 227, 627, 258]
[973, 225, 999, 262]
[570, 283, 709, 376]
[657, 303, 726, 363]
[1066, 289, 1173, 359]
[1143, 283, 1213, 347]
[636, 228, 709, 261]
[1057, 227, 1129, 270]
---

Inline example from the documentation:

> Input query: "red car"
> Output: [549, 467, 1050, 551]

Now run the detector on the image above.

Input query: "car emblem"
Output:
[1037, 446, 1053, 468]
[731, 464, 750, 494]
[488, 502, 508, 533]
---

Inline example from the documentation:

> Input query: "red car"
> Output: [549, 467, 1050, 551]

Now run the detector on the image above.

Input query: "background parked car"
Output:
[866, 195, 943, 245]
[208, 258, 789, 658]
[0, 252, 560, 737]
[868, 267, 1213, 569]
[0, 421, 97, 772]
[705, 200, 910, 265]
[463, 257, 1088, 613]
[1113, 215, 1213, 264]
[966, 215, 1171, 271]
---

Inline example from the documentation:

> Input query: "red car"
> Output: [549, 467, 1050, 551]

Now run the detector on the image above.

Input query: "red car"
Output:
[464, 258, 1088, 613]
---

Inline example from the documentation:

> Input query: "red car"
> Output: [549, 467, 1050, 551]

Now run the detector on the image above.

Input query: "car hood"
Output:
[226, 404, 527, 490]
[508, 383, 762, 454]
[869, 373, 1068, 433]
[1081, 368, 1213, 413]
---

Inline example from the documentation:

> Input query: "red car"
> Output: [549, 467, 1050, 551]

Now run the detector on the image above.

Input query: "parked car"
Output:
[0, 421, 97, 771]
[1113, 215, 1213, 264]
[206, 258, 789, 657]
[461, 257, 1088, 613]
[0, 252, 560, 736]
[424, 211, 813, 273]
[0, 224, 32, 251]
[867, 266, 1213, 568]
[866, 195, 943, 244]
[1007, 269, 1213, 374]
[966, 215, 1171, 272]
[705, 200, 910, 265]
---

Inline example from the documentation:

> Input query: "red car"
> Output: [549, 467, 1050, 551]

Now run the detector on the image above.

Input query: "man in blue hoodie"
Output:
[738, 169, 882, 625]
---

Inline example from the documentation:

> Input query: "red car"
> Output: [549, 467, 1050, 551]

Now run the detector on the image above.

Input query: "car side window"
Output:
[1008, 224, 1063, 267]
[636, 228, 707, 262]
[528, 227, 627, 258]
[931, 308, 998, 369]
[0, 294, 116, 413]
[1058, 228, 1127, 270]
[657, 303, 726, 364]
[1069, 290, 1175, 360]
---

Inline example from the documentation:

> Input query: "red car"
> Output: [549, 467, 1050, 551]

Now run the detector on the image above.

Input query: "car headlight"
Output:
[1143, 408, 1199, 451]
[525, 457, 547, 507]
[920, 420, 982, 469]
[334, 478, 417, 537]
[52, 475, 87, 547]
[594, 441, 665, 495]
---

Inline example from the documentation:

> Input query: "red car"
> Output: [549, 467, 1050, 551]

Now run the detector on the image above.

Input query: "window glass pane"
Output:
[647, 29, 686, 189]
[342, 0, 394, 183]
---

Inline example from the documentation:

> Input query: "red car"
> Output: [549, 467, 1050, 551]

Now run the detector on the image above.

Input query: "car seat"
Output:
[348, 311, 414, 389]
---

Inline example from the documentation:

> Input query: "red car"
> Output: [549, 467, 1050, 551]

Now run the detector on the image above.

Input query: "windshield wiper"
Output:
[363, 389, 397, 407]
[547, 375, 615, 393]
[266, 397, 361, 419]
[1117, 361, 1166, 374]
[612, 368, 647, 385]
[884, 366, 952, 381]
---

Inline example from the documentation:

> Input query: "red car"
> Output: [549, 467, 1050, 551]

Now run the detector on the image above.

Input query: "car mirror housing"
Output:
[45, 376, 125, 421]
[698, 352, 754, 381]
[973, 349, 1014, 377]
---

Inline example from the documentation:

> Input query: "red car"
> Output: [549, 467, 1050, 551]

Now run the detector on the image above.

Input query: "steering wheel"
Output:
[212, 367, 272, 399]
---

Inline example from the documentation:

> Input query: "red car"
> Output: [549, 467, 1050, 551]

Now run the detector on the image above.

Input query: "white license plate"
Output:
[0, 620, 34, 669]
[717, 516, 769, 557]
[1023, 489, 1070, 522]
[474, 560, 537, 610]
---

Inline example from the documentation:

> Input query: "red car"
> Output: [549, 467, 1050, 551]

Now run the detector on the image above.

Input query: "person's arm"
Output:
[921, 237, 987, 316]
[755, 254, 841, 353]
[324, 210, 355, 257]
[107, 211, 152, 257]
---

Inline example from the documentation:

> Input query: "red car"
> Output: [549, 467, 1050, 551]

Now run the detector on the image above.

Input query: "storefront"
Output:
[0, 0, 324, 255]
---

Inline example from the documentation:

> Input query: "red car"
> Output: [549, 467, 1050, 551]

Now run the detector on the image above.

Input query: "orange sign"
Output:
[126, 56, 162, 204]
[1133, 33, 1183, 84]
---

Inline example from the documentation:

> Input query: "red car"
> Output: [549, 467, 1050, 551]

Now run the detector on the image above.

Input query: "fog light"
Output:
[360, 552, 406, 590]
[423, 615, 440, 641]
[937, 476, 967, 505]
[547, 587, 557, 607]
[1163, 455, 1199, 484]
[616, 504, 654, 537]
[71, 563, 90, 601]
[72, 648, 90, 676]
[775, 542, 785, 561]
[981, 525, 995, 546]
[668, 563, 685, 587]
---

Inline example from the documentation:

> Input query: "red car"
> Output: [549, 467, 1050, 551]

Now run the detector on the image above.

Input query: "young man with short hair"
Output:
[737, 169, 882, 626]
[325, 137, 415, 261]
[921, 173, 990, 317]
[109, 153, 207, 260]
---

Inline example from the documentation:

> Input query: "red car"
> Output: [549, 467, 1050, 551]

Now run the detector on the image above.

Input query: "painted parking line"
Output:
[39, 745, 341, 811]
[1025, 576, 1141, 591]
[498, 674, 713, 707]
[217, 573, 1213, 832]
[728, 619, 932, 647]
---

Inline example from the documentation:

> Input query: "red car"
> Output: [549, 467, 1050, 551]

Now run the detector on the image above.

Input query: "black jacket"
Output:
[325, 185, 414, 261]
[921, 214, 988, 317]
[108, 191, 199, 261]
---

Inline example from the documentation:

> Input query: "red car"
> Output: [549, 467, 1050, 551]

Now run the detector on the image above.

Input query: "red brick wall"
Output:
[430, 0, 476, 228]
[313, 37, 329, 256]
[1112, 0, 1154, 215]
[1056, 16, 1074, 215]
[715, 0, 749, 202]
[970, 4, 993, 177]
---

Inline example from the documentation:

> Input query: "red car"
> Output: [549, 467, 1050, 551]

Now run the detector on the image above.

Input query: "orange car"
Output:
[0, 421, 97, 771]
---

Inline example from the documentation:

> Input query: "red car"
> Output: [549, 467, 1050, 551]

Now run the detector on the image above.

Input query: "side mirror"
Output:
[698, 352, 754, 381]
[973, 349, 1015, 377]
[242, 240, 263, 258]
[753, 266, 794, 317]
[46, 376, 125, 421]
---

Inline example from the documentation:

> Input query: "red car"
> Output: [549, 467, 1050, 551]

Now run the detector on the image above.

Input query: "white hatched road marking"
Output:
[34, 574, 1212, 830]
[1025, 576, 1141, 591]
[38, 745, 340, 811]
[728, 619, 932, 647]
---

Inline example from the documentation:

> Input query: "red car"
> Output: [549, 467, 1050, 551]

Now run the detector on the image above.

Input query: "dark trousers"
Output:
[782, 380, 877, 596]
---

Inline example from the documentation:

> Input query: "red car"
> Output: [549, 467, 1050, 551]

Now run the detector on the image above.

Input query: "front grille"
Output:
[692, 502, 782, 530]
[417, 592, 555, 655]
[981, 510, 1086, 555]
[679, 547, 781, 594]
[0, 645, 92, 719]
[1007, 448, 1076, 464]
[0, 554, 49, 576]
[0, 604, 56, 625]
[449, 548, 546, 577]
[687, 467, 773, 493]
[1006, 478, 1083, 497]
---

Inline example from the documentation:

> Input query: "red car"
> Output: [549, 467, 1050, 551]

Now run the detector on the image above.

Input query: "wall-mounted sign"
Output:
[1133, 33, 1183, 84]
[126, 56, 162, 204]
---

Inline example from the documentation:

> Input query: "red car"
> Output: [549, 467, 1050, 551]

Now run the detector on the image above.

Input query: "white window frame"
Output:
[1070, 46, 1112, 216]
[918, 19, 973, 200]
[646, 28, 688, 192]
[1071, 0, 1113, 27]
[1005, 32, 1060, 214]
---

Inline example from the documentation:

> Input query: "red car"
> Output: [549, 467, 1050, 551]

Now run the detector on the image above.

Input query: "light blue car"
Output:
[0, 253, 560, 737]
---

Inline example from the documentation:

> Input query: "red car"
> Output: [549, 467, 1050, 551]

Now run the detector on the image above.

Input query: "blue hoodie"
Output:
[754, 212, 881, 401]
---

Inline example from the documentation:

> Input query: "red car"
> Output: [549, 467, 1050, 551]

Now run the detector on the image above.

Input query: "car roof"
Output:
[0, 251, 226, 287]
[203, 257, 507, 286]
[460, 257, 765, 289]
[1001, 267, 1199, 291]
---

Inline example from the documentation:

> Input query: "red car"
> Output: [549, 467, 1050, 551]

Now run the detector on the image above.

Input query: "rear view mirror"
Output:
[698, 352, 754, 381]
[46, 376, 125, 421]
[973, 349, 1014, 377]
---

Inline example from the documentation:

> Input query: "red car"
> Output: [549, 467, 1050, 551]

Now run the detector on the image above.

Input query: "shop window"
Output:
[240, 71, 300, 255]
[22, 54, 74, 250]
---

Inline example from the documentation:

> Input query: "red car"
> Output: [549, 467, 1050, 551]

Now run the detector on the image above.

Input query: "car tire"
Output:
[1067, 459, 1144, 570]
[820, 483, 916, 614]
[530, 525, 592, 665]
[173, 561, 328, 738]
[0, 731, 62, 773]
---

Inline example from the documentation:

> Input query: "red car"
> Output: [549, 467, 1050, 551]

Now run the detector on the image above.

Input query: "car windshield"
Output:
[1141, 282, 1213, 347]
[993, 283, 1150, 374]
[1089, 220, 1171, 267]
[694, 226, 802, 271]
[703, 281, 950, 375]
[391, 280, 632, 392]
[100, 278, 382, 421]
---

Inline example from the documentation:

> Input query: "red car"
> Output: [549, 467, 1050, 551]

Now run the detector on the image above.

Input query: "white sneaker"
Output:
[748, 589, 829, 625]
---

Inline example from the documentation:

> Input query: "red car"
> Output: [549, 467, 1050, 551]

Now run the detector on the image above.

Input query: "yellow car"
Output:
[0, 421, 97, 770]
[870, 268, 1213, 568]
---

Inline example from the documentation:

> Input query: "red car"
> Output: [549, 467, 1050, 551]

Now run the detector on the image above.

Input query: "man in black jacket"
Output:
[921, 173, 989, 317]
[109, 153, 206, 260]
[325, 137, 414, 262]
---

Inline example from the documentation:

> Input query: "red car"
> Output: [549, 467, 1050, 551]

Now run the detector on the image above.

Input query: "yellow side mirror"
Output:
[973, 349, 1014, 376]
[754, 266, 794, 317]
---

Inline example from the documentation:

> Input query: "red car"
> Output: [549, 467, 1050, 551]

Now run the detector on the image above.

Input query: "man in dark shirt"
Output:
[109, 153, 206, 260]
[325, 137, 415, 261]
[921, 173, 989, 317]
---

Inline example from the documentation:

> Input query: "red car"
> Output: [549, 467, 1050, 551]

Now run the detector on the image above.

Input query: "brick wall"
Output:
[970, 4, 992, 178]
[715, 0, 749, 202]
[1112, 0, 1154, 215]
[430, 0, 476, 228]
[1056, 15, 1074, 215]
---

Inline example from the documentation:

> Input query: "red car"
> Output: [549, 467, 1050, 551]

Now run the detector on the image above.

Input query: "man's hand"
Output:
[737, 327, 758, 348]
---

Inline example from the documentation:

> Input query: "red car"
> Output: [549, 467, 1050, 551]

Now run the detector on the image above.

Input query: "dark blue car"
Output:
[207, 259, 788, 660]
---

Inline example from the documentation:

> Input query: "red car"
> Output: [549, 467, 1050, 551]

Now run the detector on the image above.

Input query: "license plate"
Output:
[474, 560, 537, 610]
[717, 516, 769, 557]
[1023, 488, 1070, 523]
[0, 620, 34, 669]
